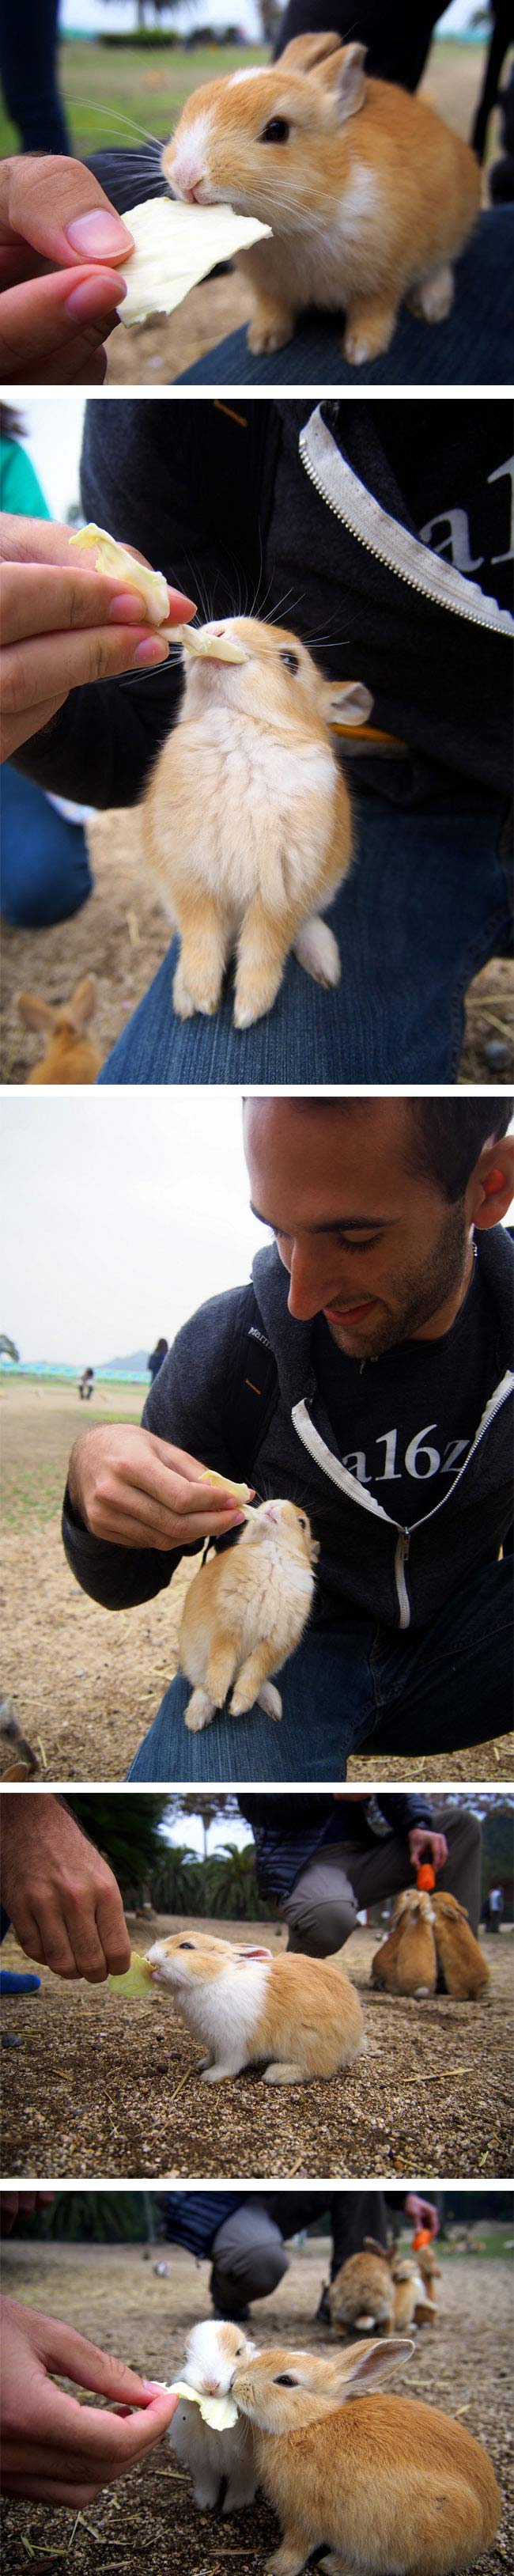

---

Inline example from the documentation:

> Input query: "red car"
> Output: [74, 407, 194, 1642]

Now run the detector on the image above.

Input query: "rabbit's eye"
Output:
[260, 116, 290, 143]
[179, 1941, 195, 1949]
[274, 2373, 297, 2386]
[298, 1514, 306, 1529]
[280, 650, 299, 673]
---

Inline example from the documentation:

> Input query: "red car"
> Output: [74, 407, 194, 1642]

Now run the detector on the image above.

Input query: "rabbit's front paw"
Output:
[248, 305, 294, 354]
[257, 1680, 282, 1722]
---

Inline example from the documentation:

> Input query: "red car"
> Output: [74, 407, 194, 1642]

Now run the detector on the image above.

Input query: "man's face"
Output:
[244, 1101, 473, 1358]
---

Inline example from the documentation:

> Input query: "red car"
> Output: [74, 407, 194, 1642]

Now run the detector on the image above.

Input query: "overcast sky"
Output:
[2, 1091, 264, 1366]
[2, 1093, 512, 1370]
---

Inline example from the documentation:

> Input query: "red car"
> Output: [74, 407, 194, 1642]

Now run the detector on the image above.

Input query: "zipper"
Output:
[292, 1367, 513, 1631]
[300, 407, 514, 638]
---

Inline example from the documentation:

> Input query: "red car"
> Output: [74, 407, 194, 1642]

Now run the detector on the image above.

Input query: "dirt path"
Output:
[1, 1919, 511, 2184]
[2, 813, 512, 1089]
[1, 2239, 512, 2576]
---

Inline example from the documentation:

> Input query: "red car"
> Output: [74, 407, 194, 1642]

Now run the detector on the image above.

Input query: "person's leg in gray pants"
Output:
[283, 1806, 482, 1954]
[210, 2193, 391, 2318]
[210, 2203, 289, 2317]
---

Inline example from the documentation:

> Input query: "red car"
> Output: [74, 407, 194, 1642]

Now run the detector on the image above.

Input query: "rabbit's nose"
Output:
[202, 2380, 220, 2396]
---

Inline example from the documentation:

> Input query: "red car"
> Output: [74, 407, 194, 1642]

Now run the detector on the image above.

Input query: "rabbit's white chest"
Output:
[174, 709, 334, 914]
[236, 1539, 314, 1661]
[177, 1960, 269, 2062]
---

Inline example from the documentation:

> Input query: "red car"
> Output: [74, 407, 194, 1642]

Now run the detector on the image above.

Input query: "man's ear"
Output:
[314, 40, 368, 119]
[332, 2337, 414, 2396]
[470, 1134, 514, 1233]
[327, 680, 374, 728]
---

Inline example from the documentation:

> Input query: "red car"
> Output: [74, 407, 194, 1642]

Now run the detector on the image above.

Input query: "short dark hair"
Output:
[406, 1099, 513, 1201]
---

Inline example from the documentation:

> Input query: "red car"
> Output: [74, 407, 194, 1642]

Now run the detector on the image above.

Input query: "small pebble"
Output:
[484, 1038, 511, 1070]
[2, 2032, 22, 2049]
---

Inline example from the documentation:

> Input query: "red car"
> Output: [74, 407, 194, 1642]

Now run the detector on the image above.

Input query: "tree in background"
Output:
[66, 1795, 171, 1903]
[0, 1335, 19, 1362]
[204, 1841, 270, 1920]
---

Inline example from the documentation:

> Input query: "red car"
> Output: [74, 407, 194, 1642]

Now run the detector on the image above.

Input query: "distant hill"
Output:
[104, 1351, 149, 1373]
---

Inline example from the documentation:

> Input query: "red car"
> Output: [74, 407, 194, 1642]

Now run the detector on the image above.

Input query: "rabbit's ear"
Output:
[236, 1945, 274, 1960]
[364, 2237, 391, 2263]
[327, 679, 373, 728]
[17, 991, 55, 1032]
[332, 2337, 414, 2396]
[314, 41, 368, 119]
[68, 974, 96, 1034]
[278, 32, 342, 77]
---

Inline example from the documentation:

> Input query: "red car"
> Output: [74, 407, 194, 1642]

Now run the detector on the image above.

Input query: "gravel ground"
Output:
[1, 2239, 512, 2576]
[1, 1920, 511, 2184]
[2, 813, 512, 1090]
[2, 1385, 512, 1787]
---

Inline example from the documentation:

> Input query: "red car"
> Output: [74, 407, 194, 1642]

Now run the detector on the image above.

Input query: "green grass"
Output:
[0, 37, 266, 161]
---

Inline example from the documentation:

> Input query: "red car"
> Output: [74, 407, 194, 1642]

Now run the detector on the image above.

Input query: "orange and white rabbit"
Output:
[143, 615, 372, 1028]
[169, 2320, 258, 2511]
[178, 1498, 318, 1732]
[146, 1926, 364, 2085]
[231, 2337, 501, 2576]
[17, 975, 101, 1084]
[164, 33, 481, 365]
[432, 1892, 491, 2000]
[372, 1889, 437, 1997]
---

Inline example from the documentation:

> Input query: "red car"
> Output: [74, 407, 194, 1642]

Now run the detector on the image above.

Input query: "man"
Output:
[5, 397, 512, 1082]
[62, 1097, 513, 1782]
[238, 1794, 482, 1949]
[161, 2189, 438, 2323]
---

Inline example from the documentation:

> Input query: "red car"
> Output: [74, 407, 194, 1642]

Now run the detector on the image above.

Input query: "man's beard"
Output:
[327, 1202, 472, 1358]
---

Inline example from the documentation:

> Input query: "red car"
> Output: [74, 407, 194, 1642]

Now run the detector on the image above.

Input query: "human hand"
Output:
[67, 1423, 251, 1551]
[0, 2298, 177, 2502]
[404, 2195, 439, 2237]
[408, 1829, 448, 1876]
[0, 1793, 131, 1982]
[1, 2195, 55, 2236]
[0, 515, 195, 761]
[0, 154, 137, 384]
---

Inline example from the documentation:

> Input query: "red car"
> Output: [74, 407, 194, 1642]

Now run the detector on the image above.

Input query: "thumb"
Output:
[0, 267, 125, 381]
[2, 155, 134, 272]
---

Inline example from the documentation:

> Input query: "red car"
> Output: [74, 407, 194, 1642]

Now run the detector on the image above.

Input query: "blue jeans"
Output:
[181, 210, 514, 386]
[98, 783, 511, 1085]
[127, 1557, 512, 1783]
[0, 0, 70, 154]
[2, 767, 93, 927]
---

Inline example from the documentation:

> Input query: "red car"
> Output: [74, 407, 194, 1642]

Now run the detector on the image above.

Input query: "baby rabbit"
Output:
[142, 616, 372, 1029]
[231, 2337, 501, 2576]
[431, 1892, 491, 2000]
[146, 1927, 364, 2084]
[179, 1498, 318, 1733]
[164, 32, 481, 366]
[169, 2319, 258, 2512]
[329, 2244, 395, 2338]
[17, 975, 101, 1085]
[371, 1888, 437, 1998]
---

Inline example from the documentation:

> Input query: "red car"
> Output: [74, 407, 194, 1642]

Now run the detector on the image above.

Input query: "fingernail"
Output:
[66, 210, 133, 258]
[108, 591, 148, 623]
[233, 1511, 247, 1525]
[65, 276, 124, 319]
[133, 637, 169, 667]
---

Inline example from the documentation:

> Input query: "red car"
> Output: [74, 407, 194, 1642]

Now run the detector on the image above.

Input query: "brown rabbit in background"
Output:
[432, 1893, 491, 1999]
[165, 33, 481, 365]
[17, 975, 101, 1085]
[329, 2244, 395, 2339]
[143, 615, 372, 1029]
[371, 1888, 437, 1998]
[231, 2337, 501, 2576]
[179, 1498, 318, 1732]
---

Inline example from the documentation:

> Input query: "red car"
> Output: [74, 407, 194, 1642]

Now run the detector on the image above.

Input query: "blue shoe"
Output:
[0, 1971, 41, 1994]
